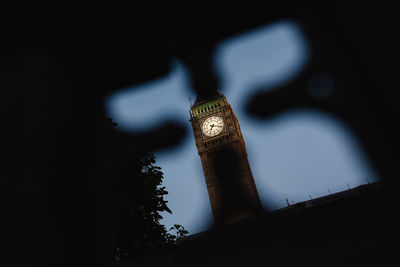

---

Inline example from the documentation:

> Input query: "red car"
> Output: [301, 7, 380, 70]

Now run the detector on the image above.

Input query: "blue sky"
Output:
[106, 20, 378, 234]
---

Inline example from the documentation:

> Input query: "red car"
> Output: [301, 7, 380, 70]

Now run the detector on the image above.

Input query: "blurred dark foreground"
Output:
[2, 2, 400, 266]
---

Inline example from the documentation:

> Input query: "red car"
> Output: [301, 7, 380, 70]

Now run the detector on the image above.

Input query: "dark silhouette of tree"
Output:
[168, 224, 189, 242]
[101, 120, 187, 265]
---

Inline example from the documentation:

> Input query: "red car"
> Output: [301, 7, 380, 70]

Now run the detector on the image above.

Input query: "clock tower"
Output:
[190, 92, 262, 224]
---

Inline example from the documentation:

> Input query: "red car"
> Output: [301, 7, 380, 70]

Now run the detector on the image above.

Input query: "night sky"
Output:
[106, 20, 378, 234]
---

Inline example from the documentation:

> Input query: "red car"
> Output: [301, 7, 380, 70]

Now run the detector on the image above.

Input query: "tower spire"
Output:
[285, 194, 290, 206]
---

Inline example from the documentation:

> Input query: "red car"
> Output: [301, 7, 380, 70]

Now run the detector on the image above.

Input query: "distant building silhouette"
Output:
[143, 181, 392, 266]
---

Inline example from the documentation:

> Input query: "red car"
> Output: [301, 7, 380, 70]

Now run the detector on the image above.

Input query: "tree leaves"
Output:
[112, 152, 188, 265]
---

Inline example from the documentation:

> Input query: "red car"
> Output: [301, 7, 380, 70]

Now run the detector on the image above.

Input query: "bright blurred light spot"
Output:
[215, 20, 310, 106]
[106, 60, 195, 132]
[244, 110, 378, 210]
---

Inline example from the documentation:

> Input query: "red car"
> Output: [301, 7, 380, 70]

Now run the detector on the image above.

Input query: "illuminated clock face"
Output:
[202, 116, 224, 137]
